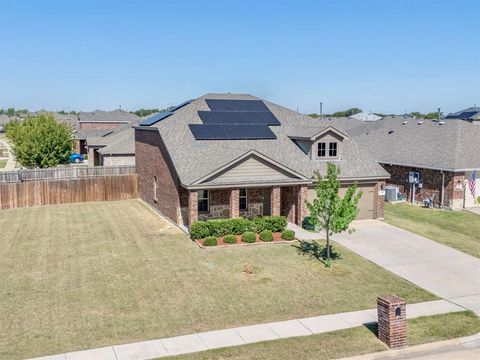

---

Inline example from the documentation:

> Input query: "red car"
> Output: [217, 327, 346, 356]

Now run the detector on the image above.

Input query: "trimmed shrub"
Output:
[302, 216, 315, 231]
[241, 231, 257, 243]
[223, 234, 237, 244]
[204, 236, 218, 246]
[259, 229, 273, 242]
[281, 229, 295, 240]
[190, 216, 286, 239]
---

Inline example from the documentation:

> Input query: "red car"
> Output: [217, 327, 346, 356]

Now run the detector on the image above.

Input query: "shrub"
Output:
[204, 236, 218, 246]
[252, 216, 287, 232]
[241, 231, 257, 243]
[223, 234, 237, 244]
[302, 216, 315, 231]
[281, 229, 295, 240]
[259, 229, 273, 242]
[231, 217, 252, 235]
[190, 221, 210, 240]
[206, 219, 233, 237]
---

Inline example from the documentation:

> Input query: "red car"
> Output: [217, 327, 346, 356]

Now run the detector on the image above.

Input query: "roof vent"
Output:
[439, 121, 445, 125]
[388, 130, 394, 134]
[402, 121, 407, 125]
[417, 121, 423, 125]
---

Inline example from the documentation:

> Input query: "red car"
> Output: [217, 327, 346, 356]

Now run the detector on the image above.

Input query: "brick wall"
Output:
[381, 164, 458, 208]
[377, 295, 407, 348]
[375, 181, 386, 218]
[135, 129, 182, 224]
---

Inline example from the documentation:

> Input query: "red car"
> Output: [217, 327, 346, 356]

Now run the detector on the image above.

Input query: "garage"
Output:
[307, 183, 377, 220]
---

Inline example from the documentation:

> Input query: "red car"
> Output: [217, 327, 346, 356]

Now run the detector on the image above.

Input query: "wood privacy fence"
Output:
[0, 165, 136, 183]
[0, 174, 138, 210]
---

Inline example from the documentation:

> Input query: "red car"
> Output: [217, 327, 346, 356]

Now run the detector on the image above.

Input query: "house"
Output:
[134, 93, 389, 228]
[349, 112, 383, 122]
[86, 124, 136, 166]
[75, 109, 139, 154]
[446, 107, 480, 123]
[349, 117, 480, 209]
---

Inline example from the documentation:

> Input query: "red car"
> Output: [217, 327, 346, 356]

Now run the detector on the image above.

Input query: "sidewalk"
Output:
[28, 299, 465, 360]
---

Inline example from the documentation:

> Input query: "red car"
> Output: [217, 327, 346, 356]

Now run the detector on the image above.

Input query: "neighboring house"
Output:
[349, 112, 383, 122]
[446, 107, 480, 123]
[349, 117, 480, 209]
[75, 109, 139, 154]
[0, 115, 10, 132]
[134, 93, 389, 229]
[86, 124, 136, 166]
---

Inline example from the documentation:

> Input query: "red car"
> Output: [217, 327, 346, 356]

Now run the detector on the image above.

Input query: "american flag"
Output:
[468, 169, 477, 199]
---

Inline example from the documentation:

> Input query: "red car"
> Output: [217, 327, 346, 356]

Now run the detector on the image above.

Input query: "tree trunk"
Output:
[326, 227, 330, 260]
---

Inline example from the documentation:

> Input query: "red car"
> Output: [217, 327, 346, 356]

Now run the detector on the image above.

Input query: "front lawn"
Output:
[385, 203, 480, 258]
[0, 200, 436, 359]
[165, 311, 480, 360]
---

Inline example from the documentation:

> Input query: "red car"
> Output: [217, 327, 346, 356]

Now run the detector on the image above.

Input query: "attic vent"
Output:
[388, 130, 394, 134]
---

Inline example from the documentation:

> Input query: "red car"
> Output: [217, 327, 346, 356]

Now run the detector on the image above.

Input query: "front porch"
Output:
[181, 185, 307, 227]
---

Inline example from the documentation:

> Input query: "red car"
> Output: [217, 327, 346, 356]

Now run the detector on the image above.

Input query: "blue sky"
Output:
[0, 0, 479, 114]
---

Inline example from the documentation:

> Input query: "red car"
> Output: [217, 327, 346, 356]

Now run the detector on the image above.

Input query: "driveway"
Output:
[332, 220, 480, 314]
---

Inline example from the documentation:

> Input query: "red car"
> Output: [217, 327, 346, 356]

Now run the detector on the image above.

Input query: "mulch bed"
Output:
[195, 232, 297, 248]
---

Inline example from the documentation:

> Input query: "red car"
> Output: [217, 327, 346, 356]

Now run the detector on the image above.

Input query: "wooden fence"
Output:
[0, 165, 136, 183]
[0, 174, 138, 210]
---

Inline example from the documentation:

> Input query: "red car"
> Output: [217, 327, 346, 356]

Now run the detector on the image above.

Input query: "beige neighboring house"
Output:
[86, 124, 136, 166]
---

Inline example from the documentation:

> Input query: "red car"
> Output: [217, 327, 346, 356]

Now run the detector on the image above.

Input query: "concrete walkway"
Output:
[332, 220, 480, 315]
[0, 140, 16, 171]
[28, 299, 465, 360]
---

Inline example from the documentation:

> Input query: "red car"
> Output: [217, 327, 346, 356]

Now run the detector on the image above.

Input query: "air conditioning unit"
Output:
[385, 186, 399, 202]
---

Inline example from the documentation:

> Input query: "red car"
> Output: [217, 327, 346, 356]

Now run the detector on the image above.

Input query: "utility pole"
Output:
[437, 107, 441, 121]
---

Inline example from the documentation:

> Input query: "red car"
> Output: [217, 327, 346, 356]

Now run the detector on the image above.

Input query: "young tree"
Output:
[6, 114, 73, 168]
[306, 163, 363, 266]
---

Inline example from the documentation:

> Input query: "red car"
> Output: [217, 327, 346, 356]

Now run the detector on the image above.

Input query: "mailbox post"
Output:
[377, 295, 407, 348]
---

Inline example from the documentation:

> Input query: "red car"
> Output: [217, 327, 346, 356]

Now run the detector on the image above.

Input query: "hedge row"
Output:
[202, 229, 296, 246]
[190, 216, 287, 239]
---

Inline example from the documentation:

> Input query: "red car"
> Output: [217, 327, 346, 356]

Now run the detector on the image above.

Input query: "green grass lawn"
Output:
[385, 203, 480, 258]
[166, 311, 480, 360]
[0, 158, 7, 168]
[0, 200, 436, 359]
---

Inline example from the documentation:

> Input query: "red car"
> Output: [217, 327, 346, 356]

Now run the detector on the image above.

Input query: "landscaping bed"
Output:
[196, 231, 296, 248]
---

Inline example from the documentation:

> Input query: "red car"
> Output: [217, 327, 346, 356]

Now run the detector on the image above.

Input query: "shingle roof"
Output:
[97, 127, 135, 155]
[78, 109, 139, 123]
[446, 107, 480, 120]
[141, 93, 389, 186]
[348, 117, 480, 171]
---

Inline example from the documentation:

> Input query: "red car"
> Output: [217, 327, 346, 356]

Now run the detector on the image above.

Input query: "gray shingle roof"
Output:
[348, 117, 480, 171]
[446, 107, 480, 120]
[79, 109, 139, 123]
[97, 127, 135, 155]
[143, 93, 389, 186]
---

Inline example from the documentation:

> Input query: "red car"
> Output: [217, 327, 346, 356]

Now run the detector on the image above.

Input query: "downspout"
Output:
[440, 171, 445, 208]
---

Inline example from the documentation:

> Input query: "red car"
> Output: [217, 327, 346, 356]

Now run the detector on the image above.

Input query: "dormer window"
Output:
[317, 142, 326, 157]
[329, 142, 338, 157]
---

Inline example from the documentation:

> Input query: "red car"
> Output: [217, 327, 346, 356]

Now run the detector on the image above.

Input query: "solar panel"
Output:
[198, 111, 280, 126]
[189, 124, 276, 140]
[169, 100, 191, 112]
[206, 99, 270, 112]
[446, 111, 477, 119]
[139, 111, 173, 126]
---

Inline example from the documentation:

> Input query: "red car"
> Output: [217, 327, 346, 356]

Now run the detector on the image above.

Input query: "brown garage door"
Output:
[307, 183, 376, 220]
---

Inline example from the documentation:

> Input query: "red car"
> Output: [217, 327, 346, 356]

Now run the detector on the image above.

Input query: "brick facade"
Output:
[188, 190, 198, 225]
[381, 164, 465, 209]
[270, 186, 281, 216]
[230, 189, 240, 218]
[281, 186, 305, 225]
[135, 129, 182, 224]
[377, 295, 407, 348]
[375, 181, 386, 219]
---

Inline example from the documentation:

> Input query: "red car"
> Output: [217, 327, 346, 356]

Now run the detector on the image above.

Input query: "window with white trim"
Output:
[329, 142, 338, 157]
[198, 190, 209, 212]
[317, 142, 326, 157]
[239, 188, 247, 211]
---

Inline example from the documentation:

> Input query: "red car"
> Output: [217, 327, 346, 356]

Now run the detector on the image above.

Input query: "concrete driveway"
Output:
[332, 220, 480, 314]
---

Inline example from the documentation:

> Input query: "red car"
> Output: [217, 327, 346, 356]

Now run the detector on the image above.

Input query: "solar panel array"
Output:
[139, 100, 192, 126]
[189, 124, 276, 140]
[190, 99, 279, 140]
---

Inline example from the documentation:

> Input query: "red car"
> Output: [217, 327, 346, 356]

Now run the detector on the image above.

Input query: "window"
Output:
[317, 142, 326, 157]
[198, 190, 209, 212]
[239, 188, 247, 211]
[153, 176, 158, 202]
[329, 142, 338, 157]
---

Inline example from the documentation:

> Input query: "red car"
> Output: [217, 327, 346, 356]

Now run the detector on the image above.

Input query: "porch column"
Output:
[270, 186, 281, 216]
[230, 188, 240, 218]
[295, 185, 307, 225]
[188, 190, 198, 227]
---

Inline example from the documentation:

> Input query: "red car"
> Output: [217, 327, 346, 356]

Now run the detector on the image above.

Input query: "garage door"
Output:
[307, 183, 376, 220]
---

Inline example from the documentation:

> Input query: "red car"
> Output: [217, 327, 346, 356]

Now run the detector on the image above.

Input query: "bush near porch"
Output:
[190, 215, 287, 239]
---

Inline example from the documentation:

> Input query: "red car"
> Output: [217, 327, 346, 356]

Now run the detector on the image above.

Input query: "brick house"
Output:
[134, 93, 389, 229]
[349, 117, 480, 209]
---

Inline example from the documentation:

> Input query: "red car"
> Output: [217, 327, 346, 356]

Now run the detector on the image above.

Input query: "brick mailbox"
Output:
[377, 295, 407, 348]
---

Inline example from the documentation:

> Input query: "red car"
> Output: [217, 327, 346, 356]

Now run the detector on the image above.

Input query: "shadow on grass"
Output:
[293, 240, 342, 265]
[363, 321, 378, 337]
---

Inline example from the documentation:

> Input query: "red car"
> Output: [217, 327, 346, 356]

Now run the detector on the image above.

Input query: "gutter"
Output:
[381, 162, 472, 173]
[132, 125, 159, 131]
